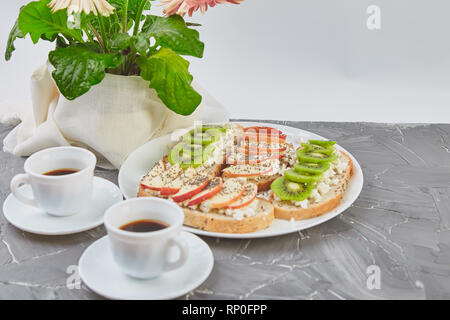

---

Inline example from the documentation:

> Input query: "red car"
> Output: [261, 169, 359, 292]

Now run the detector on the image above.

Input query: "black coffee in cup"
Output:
[120, 219, 169, 233]
[44, 168, 80, 176]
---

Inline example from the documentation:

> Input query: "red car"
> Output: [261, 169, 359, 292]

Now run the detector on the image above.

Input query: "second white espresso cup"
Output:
[10, 146, 96, 216]
[104, 197, 189, 279]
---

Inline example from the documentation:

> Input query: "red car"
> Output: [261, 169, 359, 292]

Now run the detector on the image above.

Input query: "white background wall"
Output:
[1, 0, 450, 123]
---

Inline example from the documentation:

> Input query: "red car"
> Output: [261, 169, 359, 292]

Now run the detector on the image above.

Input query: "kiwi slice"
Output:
[183, 127, 223, 145]
[169, 143, 203, 169]
[297, 148, 337, 163]
[301, 143, 334, 155]
[271, 177, 313, 201]
[308, 140, 336, 147]
[294, 162, 330, 174]
[284, 169, 322, 183]
[202, 144, 216, 162]
[202, 125, 227, 133]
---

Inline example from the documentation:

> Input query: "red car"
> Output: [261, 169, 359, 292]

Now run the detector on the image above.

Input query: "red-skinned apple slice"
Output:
[238, 146, 286, 156]
[140, 160, 168, 191]
[159, 175, 185, 195]
[186, 177, 223, 206]
[160, 185, 181, 196]
[244, 126, 284, 136]
[240, 140, 287, 152]
[241, 132, 286, 143]
[227, 151, 282, 165]
[223, 164, 274, 177]
[227, 183, 257, 209]
[209, 178, 245, 209]
[141, 181, 162, 191]
[171, 175, 210, 203]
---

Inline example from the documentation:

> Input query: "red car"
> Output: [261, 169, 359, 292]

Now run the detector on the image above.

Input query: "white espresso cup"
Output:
[10, 146, 96, 216]
[104, 197, 189, 279]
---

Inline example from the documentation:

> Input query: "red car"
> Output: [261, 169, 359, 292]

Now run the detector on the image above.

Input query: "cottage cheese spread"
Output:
[224, 199, 259, 220]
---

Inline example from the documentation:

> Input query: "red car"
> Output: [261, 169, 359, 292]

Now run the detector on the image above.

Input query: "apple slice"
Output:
[227, 183, 257, 209]
[227, 151, 281, 165]
[240, 141, 288, 153]
[159, 178, 183, 195]
[243, 126, 287, 140]
[241, 132, 286, 143]
[186, 177, 223, 206]
[239, 146, 286, 156]
[244, 126, 284, 136]
[171, 175, 210, 203]
[140, 160, 168, 191]
[158, 167, 199, 195]
[244, 126, 283, 134]
[222, 162, 274, 177]
[160, 187, 180, 195]
[209, 178, 246, 209]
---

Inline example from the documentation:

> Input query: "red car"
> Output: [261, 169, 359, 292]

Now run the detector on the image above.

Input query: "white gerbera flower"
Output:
[48, 0, 115, 17]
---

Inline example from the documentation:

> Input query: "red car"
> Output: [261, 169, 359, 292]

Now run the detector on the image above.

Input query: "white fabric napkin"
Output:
[1, 64, 229, 168]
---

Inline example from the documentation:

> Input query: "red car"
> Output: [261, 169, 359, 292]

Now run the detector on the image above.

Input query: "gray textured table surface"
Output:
[1, 120, 450, 300]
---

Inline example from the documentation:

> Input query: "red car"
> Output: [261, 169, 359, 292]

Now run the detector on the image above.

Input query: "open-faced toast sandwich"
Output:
[270, 140, 354, 220]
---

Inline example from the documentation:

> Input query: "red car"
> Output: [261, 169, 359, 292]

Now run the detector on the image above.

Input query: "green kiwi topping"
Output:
[294, 162, 330, 174]
[308, 140, 336, 147]
[301, 143, 334, 155]
[297, 148, 337, 163]
[271, 177, 313, 201]
[183, 127, 224, 145]
[284, 169, 322, 183]
[269, 137, 338, 202]
[202, 144, 216, 162]
[169, 143, 204, 169]
[201, 125, 227, 133]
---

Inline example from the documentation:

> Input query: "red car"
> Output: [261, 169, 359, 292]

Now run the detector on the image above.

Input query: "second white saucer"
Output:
[78, 232, 214, 300]
[2, 177, 123, 235]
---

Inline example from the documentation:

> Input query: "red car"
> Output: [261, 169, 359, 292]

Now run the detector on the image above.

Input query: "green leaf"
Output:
[49, 45, 124, 100]
[109, 33, 149, 55]
[109, 33, 132, 51]
[18, 0, 84, 44]
[5, 11, 24, 61]
[131, 34, 150, 55]
[142, 15, 204, 58]
[137, 48, 201, 116]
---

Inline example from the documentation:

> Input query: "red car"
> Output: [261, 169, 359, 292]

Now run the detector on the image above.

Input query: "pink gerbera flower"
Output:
[160, 0, 245, 17]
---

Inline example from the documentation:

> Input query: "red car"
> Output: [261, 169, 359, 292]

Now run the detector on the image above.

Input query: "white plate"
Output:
[78, 232, 214, 300]
[118, 121, 364, 239]
[2, 177, 123, 235]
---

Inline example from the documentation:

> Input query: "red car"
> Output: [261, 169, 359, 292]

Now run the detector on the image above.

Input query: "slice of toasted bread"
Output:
[273, 151, 354, 220]
[182, 198, 274, 233]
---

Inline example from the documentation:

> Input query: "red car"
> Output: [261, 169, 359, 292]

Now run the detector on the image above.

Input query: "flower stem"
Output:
[122, 0, 129, 33]
[133, 0, 148, 36]
[97, 15, 108, 52]
[87, 22, 106, 52]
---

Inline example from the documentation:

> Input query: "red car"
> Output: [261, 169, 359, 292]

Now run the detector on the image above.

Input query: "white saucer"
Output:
[2, 177, 123, 235]
[78, 232, 214, 300]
